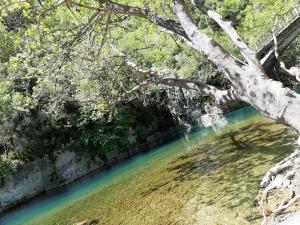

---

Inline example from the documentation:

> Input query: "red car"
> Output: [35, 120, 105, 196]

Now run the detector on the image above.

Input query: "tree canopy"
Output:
[0, 0, 299, 158]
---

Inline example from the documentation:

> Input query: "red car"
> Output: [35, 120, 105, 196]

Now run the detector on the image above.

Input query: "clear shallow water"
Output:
[0, 107, 297, 225]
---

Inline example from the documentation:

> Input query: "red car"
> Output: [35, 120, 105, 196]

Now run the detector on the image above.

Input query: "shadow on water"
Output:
[140, 119, 297, 211]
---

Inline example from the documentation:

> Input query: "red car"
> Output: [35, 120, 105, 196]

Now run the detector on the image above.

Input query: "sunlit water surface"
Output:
[0, 107, 297, 225]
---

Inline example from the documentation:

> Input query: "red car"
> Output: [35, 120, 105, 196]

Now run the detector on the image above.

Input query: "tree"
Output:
[27, 0, 298, 136]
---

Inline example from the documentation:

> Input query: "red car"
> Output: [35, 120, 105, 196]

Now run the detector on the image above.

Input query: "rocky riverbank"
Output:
[0, 128, 180, 213]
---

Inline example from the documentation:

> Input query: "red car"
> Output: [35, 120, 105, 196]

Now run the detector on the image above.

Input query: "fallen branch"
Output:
[273, 194, 300, 215]
[260, 148, 300, 224]
[260, 150, 300, 188]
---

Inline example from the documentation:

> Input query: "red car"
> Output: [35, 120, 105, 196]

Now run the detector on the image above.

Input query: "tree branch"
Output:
[191, 0, 259, 66]
[110, 43, 243, 105]
[67, 10, 100, 48]
[55, 0, 247, 78]
[173, 0, 247, 90]
[65, 0, 189, 40]
[110, 80, 150, 107]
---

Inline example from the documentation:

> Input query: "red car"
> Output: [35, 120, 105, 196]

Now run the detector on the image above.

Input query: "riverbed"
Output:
[0, 107, 297, 225]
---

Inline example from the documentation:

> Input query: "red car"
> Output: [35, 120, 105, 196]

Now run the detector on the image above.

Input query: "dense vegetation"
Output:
[0, 0, 299, 167]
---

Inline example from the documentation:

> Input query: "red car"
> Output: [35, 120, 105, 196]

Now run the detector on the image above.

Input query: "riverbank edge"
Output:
[0, 127, 182, 214]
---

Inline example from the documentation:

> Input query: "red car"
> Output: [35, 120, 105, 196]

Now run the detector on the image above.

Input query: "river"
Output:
[0, 107, 297, 225]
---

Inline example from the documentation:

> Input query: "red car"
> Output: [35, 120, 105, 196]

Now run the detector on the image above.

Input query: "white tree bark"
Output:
[110, 44, 243, 106]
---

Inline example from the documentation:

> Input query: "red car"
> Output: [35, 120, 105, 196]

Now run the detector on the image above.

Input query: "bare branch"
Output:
[191, 0, 258, 66]
[173, 0, 248, 91]
[110, 80, 150, 107]
[110, 43, 243, 105]
[68, 11, 100, 48]
[65, 0, 189, 40]
[272, 195, 300, 214]
[96, 13, 111, 57]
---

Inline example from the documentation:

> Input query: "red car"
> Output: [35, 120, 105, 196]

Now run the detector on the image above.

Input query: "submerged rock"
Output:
[75, 220, 88, 225]
[74, 219, 99, 225]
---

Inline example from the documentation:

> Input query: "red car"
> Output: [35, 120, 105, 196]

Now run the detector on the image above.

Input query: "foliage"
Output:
[239, 0, 298, 47]
[0, 0, 299, 161]
[0, 156, 13, 186]
[72, 91, 175, 156]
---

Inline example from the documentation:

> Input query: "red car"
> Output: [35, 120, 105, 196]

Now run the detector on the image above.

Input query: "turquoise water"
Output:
[0, 140, 185, 225]
[0, 128, 191, 225]
[0, 107, 295, 225]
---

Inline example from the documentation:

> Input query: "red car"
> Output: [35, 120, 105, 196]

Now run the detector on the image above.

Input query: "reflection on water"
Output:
[0, 107, 297, 225]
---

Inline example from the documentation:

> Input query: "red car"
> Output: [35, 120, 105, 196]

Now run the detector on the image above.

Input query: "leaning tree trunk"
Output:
[174, 0, 300, 135]
[172, 2, 300, 220]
